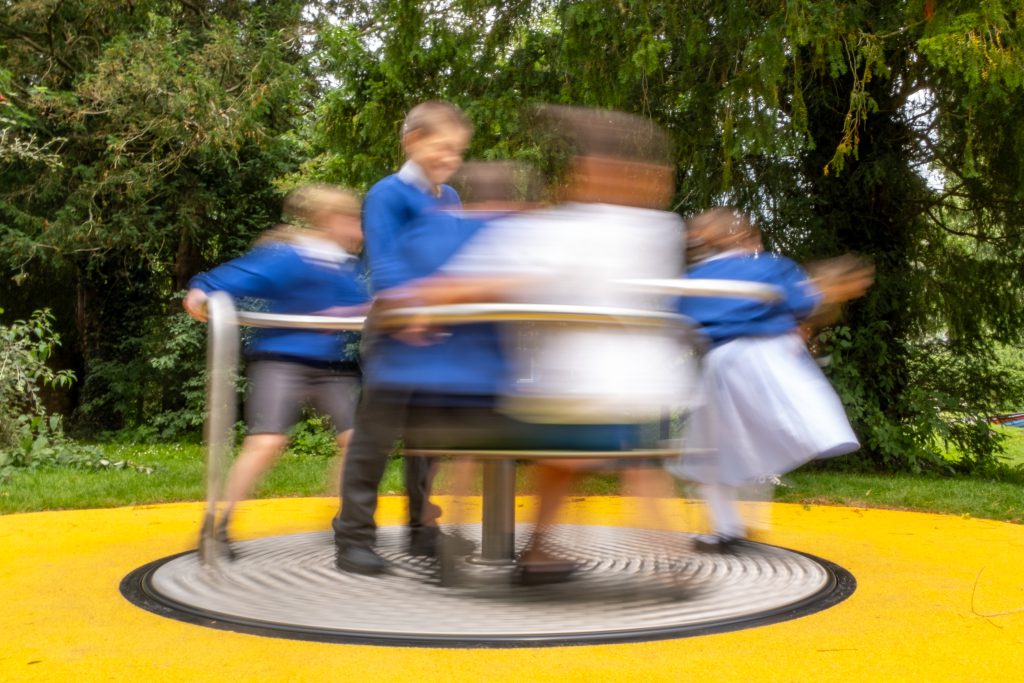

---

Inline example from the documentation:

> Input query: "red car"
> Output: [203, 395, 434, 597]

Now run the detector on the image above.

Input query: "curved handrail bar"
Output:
[404, 447, 698, 460]
[617, 278, 782, 302]
[373, 303, 690, 329]
[201, 294, 714, 564]
[219, 279, 781, 333]
[236, 310, 366, 331]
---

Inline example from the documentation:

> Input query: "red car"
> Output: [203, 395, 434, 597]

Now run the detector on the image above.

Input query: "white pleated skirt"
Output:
[668, 333, 859, 486]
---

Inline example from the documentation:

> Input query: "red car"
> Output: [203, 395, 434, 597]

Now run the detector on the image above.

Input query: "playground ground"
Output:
[1, 496, 1022, 682]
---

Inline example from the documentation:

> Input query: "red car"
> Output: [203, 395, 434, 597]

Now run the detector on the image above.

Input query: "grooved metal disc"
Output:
[122, 524, 854, 647]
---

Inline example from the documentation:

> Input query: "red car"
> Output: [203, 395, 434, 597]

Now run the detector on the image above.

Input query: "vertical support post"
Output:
[200, 292, 239, 565]
[479, 459, 516, 563]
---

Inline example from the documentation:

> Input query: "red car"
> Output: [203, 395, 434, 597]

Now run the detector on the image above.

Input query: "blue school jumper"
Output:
[189, 238, 369, 363]
[362, 210, 506, 399]
[675, 252, 821, 345]
[362, 162, 461, 293]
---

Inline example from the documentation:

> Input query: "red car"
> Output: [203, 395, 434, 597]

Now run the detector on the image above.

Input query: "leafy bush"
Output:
[822, 325, 1024, 476]
[77, 295, 210, 440]
[0, 308, 74, 448]
[0, 308, 152, 481]
[287, 413, 341, 458]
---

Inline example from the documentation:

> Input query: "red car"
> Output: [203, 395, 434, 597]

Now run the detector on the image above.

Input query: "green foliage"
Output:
[0, 1, 314, 431]
[287, 414, 340, 458]
[306, 0, 1024, 473]
[0, 307, 151, 481]
[0, 308, 74, 447]
[77, 297, 209, 439]
[3, 1, 1024, 473]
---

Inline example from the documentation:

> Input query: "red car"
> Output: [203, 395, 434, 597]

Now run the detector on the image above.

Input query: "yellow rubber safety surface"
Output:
[2, 496, 1023, 683]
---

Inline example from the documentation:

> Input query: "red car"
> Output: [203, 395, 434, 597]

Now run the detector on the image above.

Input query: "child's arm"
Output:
[810, 255, 874, 305]
[182, 245, 291, 320]
[361, 184, 411, 292]
[311, 302, 372, 318]
[798, 255, 874, 330]
[384, 275, 529, 308]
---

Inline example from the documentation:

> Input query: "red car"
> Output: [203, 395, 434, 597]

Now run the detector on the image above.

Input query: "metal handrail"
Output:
[236, 310, 365, 331]
[617, 278, 782, 302]
[218, 277, 781, 334]
[373, 303, 690, 329]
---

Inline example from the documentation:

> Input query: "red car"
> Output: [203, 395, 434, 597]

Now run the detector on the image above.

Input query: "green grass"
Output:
[995, 425, 1024, 467]
[0, 443, 351, 514]
[939, 424, 1024, 468]
[2, 439, 1024, 523]
[777, 471, 1024, 524]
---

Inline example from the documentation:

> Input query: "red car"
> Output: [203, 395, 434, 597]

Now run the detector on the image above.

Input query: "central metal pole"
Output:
[478, 459, 516, 563]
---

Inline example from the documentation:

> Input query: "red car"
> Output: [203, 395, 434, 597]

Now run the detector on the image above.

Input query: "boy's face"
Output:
[403, 125, 471, 186]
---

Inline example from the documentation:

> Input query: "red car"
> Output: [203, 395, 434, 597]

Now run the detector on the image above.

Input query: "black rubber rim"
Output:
[120, 544, 856, 649]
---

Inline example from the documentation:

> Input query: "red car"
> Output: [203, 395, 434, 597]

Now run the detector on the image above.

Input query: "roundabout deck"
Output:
[2, 496, 1023, 681]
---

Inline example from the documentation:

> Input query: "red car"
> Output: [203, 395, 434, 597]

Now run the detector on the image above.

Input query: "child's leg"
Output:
[521, 459, 601, 563]
[521, 462, 577, 563]
[405, 454, 439, 530]
[698, 482, 746, 539]
[222, 433, 290, 519]
[221, 359, 303, 527]
[326, 428, 353, 497]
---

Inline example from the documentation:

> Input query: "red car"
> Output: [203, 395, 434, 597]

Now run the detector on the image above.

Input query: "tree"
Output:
[3, 1, 1022, 467]
[311, 0, 1024, 470]
[0, 0, 316, 431]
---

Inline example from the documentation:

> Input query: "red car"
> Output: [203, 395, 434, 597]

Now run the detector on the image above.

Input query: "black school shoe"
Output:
[692, 534, 747, 554]
[512, 558, 578, 586]
[407, 526, 476, 558]
[335, 544, 389, 575]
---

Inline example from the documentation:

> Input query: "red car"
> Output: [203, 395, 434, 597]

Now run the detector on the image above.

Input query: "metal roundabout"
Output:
[121, 523, 855, 648]
[121, 289, 853, 648]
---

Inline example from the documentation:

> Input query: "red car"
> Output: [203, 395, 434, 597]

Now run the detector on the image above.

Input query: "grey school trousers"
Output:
[332, 387, 434, 548]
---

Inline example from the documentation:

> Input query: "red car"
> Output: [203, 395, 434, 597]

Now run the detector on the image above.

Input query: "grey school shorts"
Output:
[244, 359, 360, 435]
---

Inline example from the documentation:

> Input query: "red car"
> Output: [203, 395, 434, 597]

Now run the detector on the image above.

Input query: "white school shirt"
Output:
[444, 202, 697, 424]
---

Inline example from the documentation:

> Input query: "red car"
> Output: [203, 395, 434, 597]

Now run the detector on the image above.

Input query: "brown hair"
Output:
[531, 104, 674, 166]
[450, 161, 542, 204]
[401, 100, 473, 138]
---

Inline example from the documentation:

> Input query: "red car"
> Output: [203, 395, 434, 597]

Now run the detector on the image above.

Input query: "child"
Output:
[668, 208, 873, 551]
[333, 101, 473, 574]
[183, 184, 370, 557]
[388, 105, 697, 583]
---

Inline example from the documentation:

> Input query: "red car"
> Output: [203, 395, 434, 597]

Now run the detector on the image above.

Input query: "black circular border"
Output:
[121, 538, 856, 649]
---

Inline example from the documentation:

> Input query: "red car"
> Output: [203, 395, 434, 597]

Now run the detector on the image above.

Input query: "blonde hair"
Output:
[282, 184, 360, 224]
[685, 207, 757, 262]
[257, 184, 361, 246]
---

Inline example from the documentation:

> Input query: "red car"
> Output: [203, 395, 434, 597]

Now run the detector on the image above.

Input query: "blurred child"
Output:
[183, 184, 369, 557]
[668, 208, 873, 551]
[392, 106, 696, 584]
[333, 101, 472, 574]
